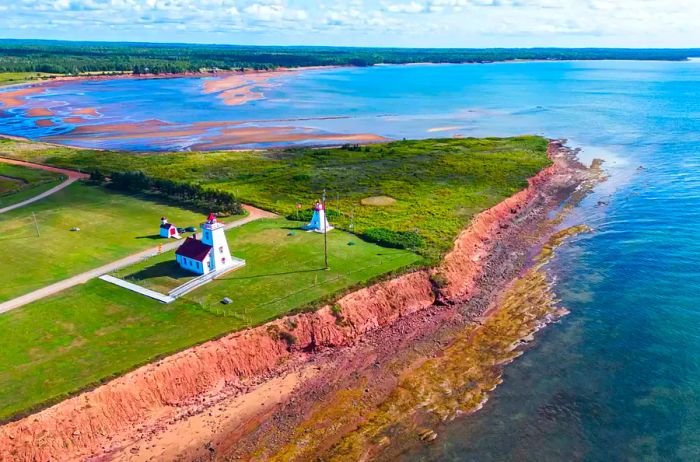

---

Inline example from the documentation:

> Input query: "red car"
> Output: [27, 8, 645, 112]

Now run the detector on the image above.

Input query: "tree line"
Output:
[1, 40, 699, 75]
[91, 170, 243, 215]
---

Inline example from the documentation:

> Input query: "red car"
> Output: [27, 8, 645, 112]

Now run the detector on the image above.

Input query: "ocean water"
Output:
[4, 61, 700, 460]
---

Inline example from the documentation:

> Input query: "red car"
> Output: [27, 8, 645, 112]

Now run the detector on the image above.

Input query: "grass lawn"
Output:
[0, 162, 65, 208]
[0, 181, 238, 302]
[0, 137, 551, 262]
[112, 251, 197, 294]
[0, 218, 421, 421]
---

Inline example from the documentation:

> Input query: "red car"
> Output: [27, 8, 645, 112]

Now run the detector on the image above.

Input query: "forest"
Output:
[1, 39, 698, 75]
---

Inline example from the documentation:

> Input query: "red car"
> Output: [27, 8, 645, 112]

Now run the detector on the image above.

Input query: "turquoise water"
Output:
[4, 61, 700, 459]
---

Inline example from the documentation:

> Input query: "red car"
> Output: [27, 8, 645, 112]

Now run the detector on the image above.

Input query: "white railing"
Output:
[168, 258, 246, 299]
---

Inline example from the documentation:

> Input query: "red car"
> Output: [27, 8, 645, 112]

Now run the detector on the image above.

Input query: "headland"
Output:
[0, 140, 602, 461]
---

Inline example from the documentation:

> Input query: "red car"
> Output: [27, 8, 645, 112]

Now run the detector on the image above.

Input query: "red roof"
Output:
[176, 237, 212, 261]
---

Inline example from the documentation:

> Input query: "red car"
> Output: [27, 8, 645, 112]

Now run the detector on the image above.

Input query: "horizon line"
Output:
[2, 37, 700, 51]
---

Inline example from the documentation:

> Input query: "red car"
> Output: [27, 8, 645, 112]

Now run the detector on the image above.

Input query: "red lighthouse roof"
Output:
[176, 236, 212, 261]
[207, 213, 217, 223]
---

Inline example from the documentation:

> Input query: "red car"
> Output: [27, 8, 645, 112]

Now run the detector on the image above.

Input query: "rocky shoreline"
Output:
[0, 140, 595, 462]
[218, 140, 596, 462]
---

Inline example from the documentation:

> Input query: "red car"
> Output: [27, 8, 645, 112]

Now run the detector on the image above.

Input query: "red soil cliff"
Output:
[0, 144, 563, 462]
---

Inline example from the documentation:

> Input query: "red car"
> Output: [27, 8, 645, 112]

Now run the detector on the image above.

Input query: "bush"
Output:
[361, 228, 425, 250]
[88, 169, 105, 183]
[279, 331, 297, 347]
[330, 304, 347, 326]
[430, 273, 449, 289]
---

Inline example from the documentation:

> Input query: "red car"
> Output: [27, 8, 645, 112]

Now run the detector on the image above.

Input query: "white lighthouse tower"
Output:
[304, 200, 333, 233]
[200, 213, 234, 271]
[176, 213, 244, 275]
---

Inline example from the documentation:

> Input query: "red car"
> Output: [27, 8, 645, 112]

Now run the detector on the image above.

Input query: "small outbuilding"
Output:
[160, 217, 180, 239]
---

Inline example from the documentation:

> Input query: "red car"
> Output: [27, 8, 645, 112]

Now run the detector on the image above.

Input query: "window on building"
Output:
[219, 246, 224, 253]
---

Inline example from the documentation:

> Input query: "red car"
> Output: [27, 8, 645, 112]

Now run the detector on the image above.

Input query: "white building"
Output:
[304, 201, 333, 233]
[175, 213, 236, 275]
[159, 217, 180, 239]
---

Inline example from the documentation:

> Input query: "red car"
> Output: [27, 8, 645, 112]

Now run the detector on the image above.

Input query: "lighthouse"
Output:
[176, 213, 238, 275]
[304, 200, 334, 233]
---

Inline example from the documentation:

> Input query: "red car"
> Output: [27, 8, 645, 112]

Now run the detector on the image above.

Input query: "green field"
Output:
[112, 250, 197, 293]
[0, 72, 57, 87]
[0, 219, 421, 421]
[0, 163, 65, 208]
[0, 136, 551, 421]
[0, 181, 236, 302]
[0, 137, 551, 262]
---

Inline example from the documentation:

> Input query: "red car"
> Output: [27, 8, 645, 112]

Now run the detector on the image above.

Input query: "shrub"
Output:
[361, 228, 425, 250]
[430, 273, 449, 289]
[88, 169, 105, 183]
[279, 331, 297, 347]
[330, 304, 347, 326]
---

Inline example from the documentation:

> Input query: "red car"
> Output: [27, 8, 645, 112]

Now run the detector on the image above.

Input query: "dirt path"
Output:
[0, 157, 89, 214]
[0, 205, 277, 314]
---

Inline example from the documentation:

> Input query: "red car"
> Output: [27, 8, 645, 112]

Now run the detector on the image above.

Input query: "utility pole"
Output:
[323, 189, 329, 270]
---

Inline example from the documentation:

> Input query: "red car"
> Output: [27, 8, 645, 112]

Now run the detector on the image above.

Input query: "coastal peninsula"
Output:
[0, 136, 600, 460]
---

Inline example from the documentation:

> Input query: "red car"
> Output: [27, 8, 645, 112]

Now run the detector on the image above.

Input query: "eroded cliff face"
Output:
[436, 142, 563, 302]
[0, 144, 562, 462]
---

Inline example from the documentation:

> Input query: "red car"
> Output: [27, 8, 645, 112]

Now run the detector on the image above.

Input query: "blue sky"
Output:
[2, 0, 698, 48]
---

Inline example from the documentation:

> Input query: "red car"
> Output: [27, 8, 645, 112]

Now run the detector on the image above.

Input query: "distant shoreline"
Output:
[3, 55, 699, 90]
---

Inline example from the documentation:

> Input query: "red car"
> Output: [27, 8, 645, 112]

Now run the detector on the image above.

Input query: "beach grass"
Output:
[0, 162, 65, 208]
[0, 136, 551, 262]
[0, 218, 421, 421]
[0, 181, 236, 302]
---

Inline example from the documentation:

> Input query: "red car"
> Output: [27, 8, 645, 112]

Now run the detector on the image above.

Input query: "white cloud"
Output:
[243, 3, 284, 21]
[385, 1, 425, 13]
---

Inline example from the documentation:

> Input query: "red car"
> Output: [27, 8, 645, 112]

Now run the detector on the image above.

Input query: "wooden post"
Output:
[32, 212, 40, 237]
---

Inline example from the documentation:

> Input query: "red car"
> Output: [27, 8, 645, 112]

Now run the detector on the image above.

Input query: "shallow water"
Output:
[4, 61, 700, 460]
